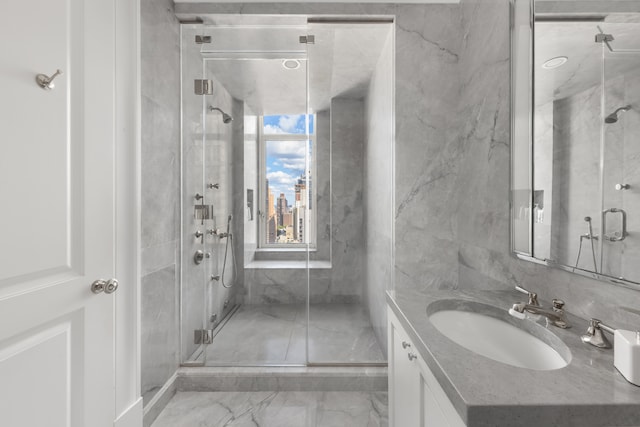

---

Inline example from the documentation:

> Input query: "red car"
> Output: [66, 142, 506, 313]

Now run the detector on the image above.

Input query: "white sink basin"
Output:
[427, 300, 571, 371]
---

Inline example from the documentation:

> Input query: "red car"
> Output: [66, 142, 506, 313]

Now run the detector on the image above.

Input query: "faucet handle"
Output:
[552, 299, 565, 310]
[515, 285, 540, 306]
[581, 318, 614, 348]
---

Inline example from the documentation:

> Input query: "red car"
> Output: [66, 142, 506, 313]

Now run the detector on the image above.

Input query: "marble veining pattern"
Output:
[151, 391, 388, 427]
[389, 288, 640, 427]
[141, 0, 181, 406]
[205, 304, 384, 365]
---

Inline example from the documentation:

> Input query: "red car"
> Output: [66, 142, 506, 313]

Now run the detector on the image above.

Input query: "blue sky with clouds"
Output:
[264, 115, 313, 204]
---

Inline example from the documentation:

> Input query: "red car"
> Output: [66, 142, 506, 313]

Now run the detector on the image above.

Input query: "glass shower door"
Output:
[181, 21, 312, 366]
[305, 21, 393, 364]
[600, 24, 640, 281]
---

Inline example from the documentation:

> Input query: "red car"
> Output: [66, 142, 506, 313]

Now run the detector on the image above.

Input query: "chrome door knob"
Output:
[91, 279, 118, 294]
[91, 279, 106, 294]
[615, 183, 630, 190]
[104, 279, 119, 294]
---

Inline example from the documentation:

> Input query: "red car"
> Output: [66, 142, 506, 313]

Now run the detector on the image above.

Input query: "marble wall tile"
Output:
[141, 266, 179, 405]
[243, 108, 258, 267]
[316, 110, 332, 260]
[243, 268, 350, 304]
[392, 5, 463, 293]
[330, 98, 366, 300]
[141, 0, 180, 408]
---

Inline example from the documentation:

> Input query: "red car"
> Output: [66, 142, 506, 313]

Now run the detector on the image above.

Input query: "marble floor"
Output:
[151, 391, 388, 427]
[205, 303, 385, 365]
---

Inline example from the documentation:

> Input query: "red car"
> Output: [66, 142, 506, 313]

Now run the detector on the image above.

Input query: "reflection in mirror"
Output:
[512, 0, 640, 286]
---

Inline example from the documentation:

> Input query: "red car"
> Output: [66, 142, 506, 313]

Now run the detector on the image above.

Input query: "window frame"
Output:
[258, 115, 317, 249]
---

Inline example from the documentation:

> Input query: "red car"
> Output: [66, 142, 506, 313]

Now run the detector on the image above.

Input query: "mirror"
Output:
[512, 0, 640, 287]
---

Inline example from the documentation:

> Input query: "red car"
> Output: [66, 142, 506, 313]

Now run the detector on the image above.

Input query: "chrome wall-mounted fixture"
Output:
[193, 250, 210, 265]
[36, 69, 63, 90]
[602, 208, 628, 242]
[194, 204, 213, 221]
[208, 182, 220, 189]
[195, 35, 211, 44]
[208, 106, 233, 123]
[605, 106, 631, 124]
[194, 79, 213, 95]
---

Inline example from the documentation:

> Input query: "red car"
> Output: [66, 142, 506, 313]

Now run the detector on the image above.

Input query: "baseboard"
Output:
[114, 397, 143, 427]
[142, 372, 177, 427]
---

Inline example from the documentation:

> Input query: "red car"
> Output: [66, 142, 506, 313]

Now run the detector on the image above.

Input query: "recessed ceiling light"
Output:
[542, 56, 568, 69]
[282, 59, 300, 70]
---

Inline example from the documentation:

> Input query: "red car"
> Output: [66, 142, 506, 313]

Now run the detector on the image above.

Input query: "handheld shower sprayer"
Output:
[584, 216, 594, 239]
[575, 216, 599, 274]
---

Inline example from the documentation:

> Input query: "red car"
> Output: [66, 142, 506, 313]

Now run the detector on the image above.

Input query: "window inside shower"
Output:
[260, 114, 316, 247]
[179, 16, 395, 367]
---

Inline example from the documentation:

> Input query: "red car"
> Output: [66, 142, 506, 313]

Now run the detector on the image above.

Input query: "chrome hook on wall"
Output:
[36, 69, 63, 90]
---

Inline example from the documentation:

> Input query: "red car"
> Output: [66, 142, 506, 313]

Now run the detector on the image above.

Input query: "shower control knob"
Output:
[407, 353, 418, 361]
[208, 183, 220, 189]
[616, 183, 630, 191]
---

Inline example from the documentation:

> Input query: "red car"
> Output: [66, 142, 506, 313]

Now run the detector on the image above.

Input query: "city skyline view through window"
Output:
[263, 114, 314, 245]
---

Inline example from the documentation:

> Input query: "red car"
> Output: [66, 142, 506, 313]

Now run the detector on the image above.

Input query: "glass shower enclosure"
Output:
[179, 17, 394, 367]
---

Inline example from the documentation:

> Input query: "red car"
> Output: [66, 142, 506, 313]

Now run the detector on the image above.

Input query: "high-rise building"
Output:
[267, 188, 275, 219]
[267, 215, 276, 244]
[266, 180, 276, 243]
[276, 193, 288, 227]
[282, 212, 293, 228]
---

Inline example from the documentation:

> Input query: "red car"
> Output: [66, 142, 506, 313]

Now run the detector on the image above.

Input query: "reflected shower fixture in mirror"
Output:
[605, 105, 631, 124]
[511, 0, 640, 288]
[208, 106, 233, 123]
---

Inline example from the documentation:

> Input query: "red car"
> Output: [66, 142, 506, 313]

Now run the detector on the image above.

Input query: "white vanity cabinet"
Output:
[388, 306, 466, 427]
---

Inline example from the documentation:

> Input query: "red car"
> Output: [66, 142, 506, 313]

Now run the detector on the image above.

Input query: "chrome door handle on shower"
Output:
[602, 208, 627, 242]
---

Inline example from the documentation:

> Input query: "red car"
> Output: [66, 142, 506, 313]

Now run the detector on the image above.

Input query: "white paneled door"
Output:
[0, 0, 120, 426]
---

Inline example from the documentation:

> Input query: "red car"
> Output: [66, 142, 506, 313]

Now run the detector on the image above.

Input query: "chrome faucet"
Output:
[515, 285, 540, 307]
[511, 299, 570, 329]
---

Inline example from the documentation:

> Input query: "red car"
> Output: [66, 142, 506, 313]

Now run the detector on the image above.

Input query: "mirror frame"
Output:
[509, 0, 640, 290]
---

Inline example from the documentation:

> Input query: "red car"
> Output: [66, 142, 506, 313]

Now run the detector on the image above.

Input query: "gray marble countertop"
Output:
[387, 288, 640, 427]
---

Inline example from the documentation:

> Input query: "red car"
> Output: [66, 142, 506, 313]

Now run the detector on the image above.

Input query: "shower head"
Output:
[605, 105, 631, 124]
[208, 106, 233, 124]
